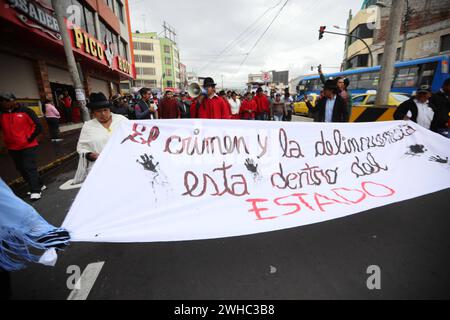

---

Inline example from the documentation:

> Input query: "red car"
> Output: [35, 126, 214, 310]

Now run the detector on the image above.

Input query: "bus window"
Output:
[418, 62, 437, 87]
[345, 74, 359, 89]
[356, 72, 379, 90]
[393, 66, 419, 87]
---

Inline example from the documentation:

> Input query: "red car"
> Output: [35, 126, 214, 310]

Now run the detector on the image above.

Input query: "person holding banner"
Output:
[72, 92, 128, 184]
[394, 85, 447, 134]
[305, 80, 348, 123]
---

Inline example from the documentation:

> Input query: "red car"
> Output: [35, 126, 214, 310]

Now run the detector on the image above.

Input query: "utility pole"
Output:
[375, 0, 405, 107]
[51, 0, 90, 122]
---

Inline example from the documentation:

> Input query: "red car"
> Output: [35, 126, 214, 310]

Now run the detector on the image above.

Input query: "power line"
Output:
[238, 0, 290, 69]
[199, 0, 284, 72]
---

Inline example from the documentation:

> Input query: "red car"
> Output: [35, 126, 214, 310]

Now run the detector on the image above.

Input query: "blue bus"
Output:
[297, 55, 450, 96]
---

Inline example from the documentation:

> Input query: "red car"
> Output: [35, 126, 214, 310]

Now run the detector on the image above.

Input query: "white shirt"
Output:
[411, 99, 434, 129]
[325, 95, 336, 123]
[228, 98, 241, 115]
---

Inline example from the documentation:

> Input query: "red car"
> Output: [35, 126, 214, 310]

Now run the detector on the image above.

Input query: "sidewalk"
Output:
[0, 126, 81, 185]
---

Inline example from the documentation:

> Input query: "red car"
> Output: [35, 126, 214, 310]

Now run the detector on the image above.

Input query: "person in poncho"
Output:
[72, 92, 128, 184]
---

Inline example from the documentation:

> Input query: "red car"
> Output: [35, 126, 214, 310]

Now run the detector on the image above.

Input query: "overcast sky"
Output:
[128, 0, 362, 89]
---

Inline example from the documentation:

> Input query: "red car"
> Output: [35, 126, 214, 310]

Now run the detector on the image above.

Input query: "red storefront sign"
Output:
[0, 0, 134, 79]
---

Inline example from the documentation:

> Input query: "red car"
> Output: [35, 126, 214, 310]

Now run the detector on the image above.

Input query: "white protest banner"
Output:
[62, 120, 450, 243]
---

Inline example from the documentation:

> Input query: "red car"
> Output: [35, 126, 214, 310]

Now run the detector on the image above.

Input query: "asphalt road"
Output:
[5, 155, 450, 300]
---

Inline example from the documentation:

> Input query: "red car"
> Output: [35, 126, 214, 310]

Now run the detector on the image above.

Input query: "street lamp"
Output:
[375, 0, 413, 61]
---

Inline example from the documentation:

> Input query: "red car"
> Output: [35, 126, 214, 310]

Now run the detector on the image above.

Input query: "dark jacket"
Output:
[134, 99, 157, 119]
[307, 94, 349, 122]
[179, 100, 191, 118]
[430, 90, 450, 123]
[394, 98, 447, 132]
[0, 106, 42, 150]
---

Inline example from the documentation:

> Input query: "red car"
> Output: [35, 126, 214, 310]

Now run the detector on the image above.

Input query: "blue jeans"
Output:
[273, 114, 283, 121]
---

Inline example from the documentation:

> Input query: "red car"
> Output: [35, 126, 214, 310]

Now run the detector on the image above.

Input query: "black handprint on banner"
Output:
[405, 144, 427, 157]
[245, 158, 258, 174]
[429, 155, 448, 164]
[245, 158, 262, 182]
[137, 154, 159, 172]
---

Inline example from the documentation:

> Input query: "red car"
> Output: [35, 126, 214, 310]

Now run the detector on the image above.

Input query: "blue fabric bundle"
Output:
[0, 179, 70, 271]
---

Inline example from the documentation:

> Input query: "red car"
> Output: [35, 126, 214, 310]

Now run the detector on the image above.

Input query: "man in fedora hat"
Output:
[199, 77, 230, 119]
[73, 92, 128, 184]
[394, 84, 447, 133]
[305, 80, 349, 123]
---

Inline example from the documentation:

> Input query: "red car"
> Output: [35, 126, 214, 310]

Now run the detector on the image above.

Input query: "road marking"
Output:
[67, 261, 105, 300]
[59, 179, 83, 190]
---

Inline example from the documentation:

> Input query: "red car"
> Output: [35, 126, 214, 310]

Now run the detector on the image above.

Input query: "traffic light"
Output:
[318, 26, 326, 40]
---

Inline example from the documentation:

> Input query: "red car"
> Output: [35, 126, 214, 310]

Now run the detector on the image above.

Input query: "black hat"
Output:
[87, 92, 111, 110]
[416, 84, 432, 94]
[256, 87, 263, 93]
[0, 92, 16, 102]
[203, 77, 216, 88]
[323, 79, 338, 91]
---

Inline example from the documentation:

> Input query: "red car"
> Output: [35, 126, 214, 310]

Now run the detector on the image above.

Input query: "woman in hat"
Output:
[72, 92, 128, 184]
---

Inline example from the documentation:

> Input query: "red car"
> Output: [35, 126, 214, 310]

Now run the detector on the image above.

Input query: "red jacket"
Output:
[239, 99, 258, 119]
[202, 95, 231, 119]
[159, 98, 180, 119]
[253, 94, 270, 114]
[0, 107, 42, 150]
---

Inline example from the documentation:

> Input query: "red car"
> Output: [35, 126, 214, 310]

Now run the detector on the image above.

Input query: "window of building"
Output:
[166, 80, 173, 87]
[165, 57, 171, 65]
[120, 39, 128, 59]
[166, 69, 172, 77]
[348, 24, 374, 45]
[100, 21, 107, 42]
[377, 53, 383, 65]
[440, 34, 450, 52]
[114, 0, 124, 23]
[164, 45, 171, 53]
[138, 43, 154, 51]
[84, 7, 96, 37]
[346, 54, 369, 68]
[141, 55, 154, 63]
[106, 0, 115, 12]
[133, 42, 140, 50]
[137, 67, 156, 76]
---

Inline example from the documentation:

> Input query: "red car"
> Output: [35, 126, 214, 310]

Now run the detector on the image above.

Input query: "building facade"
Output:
[129, 32, 183, 92]
[131, 32, 162, 90]
[344, 0, 450, 69]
